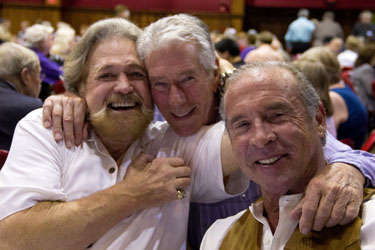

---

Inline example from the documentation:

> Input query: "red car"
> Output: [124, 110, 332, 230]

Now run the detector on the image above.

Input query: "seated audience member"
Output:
[0, 18, 249, 250]
[49, 23, 76, 66]
[41, 15, 375, 250]
[338, 35, 362, 69]
[294, 59, 336, 137]
[352, 10, 375, 40]
[235, 31, 249, 52]
[24, 24, 63, 101]
[0, 19, 12, 44]
[244, 31, 284, 63]
[312, 11, 343, 47]
[201, 61, 375, 249]
[299, 47, 368, 149]
[323, 36, 343, 55]
[239, 30, 257, 60]
[16, 20, 30, 45]
[351, 42, 375, 131]
[215, 38, 244, 68]
[114, 4, 131, 19]
[0, 42, 42, 150]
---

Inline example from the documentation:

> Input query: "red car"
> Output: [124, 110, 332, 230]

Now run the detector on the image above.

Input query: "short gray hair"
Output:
[220, 61, 320, 124]
[64, 18, 141, 93]
[0, 42, 39, 80]
[24, 24, 54, 48]
[137, 14, 217, 73]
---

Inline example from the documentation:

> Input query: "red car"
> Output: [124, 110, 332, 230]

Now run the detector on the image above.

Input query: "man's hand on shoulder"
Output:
[290, 162, 364, 234]
[42, 93, 87, 148]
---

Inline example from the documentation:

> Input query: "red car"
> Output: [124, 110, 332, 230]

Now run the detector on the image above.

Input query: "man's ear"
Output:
[20, 67, 29, 86]
[212, 57, 221, 93]
[316, 102, 326, 136]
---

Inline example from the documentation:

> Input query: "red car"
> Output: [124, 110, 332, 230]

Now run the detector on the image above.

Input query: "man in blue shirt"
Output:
[285, 8, 315, 55]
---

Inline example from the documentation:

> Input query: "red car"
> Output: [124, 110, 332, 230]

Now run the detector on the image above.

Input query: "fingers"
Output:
[175, 176, 191, 189]
[51, 98, 64, 142]
[339, 200, 361, 225]
[73, 98, 86, 146]
[42, 99, 53, 128]
[132, 152, 156, 166]
[42, 96, 65, 142]
[62, 98, 75, 148]
[298, 184, 321, 234]
[163, 157, 185, 167]
[298, 162, 364, 234]
[330, 188, 362, 226]
[289, 198, 303, 221]
[311, 186, 340, 231]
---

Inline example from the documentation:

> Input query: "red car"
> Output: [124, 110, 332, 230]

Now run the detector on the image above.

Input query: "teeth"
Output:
[173, 110, 192, 117]
[258, 156, 280, 165]
[111, 102, 135, 108]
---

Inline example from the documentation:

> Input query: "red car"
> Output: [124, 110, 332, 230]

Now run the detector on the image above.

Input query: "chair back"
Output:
[341, 70, 356, 93]
[361, 129, 375, 152]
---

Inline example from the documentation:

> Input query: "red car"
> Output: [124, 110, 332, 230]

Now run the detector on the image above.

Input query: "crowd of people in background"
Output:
[1, 7, 375, 147]
[0, 6, 375, 250]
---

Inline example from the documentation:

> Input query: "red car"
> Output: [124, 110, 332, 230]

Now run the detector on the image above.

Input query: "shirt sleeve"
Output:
[0, 109, 66, 221]
[323, 131, 375, 187]
[190, 122, 248, 203]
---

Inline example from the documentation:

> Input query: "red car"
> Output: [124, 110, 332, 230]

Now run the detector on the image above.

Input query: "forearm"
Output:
[0, 184, 144, 250]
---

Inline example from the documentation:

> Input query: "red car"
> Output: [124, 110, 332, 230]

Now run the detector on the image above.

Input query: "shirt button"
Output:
[108, 167, 116, 174]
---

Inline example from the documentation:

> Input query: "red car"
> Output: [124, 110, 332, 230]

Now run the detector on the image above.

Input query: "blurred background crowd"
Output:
[1, 0, 375, 153]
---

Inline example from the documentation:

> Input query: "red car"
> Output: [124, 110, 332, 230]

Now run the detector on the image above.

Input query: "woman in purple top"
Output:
[25, 24, 63, 101]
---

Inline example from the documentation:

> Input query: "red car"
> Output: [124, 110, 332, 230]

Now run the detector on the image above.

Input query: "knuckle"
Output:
[63, 117, 73, 124]
[328, 212, 344, 224]
[326, 184, 340, 196]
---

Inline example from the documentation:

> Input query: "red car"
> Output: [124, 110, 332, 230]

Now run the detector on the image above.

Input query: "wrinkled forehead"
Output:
[226, 67, 296, 101]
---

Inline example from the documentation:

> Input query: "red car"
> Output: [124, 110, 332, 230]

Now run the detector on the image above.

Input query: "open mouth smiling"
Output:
[255, 154, 287, 166]
[171, 107, 196, 119]
[108, 102, 140, 111]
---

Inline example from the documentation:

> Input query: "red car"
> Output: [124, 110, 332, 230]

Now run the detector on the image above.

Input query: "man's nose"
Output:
[249, 120, 276, 148]
[168, 84, 187, 106]
[114, 74, 134, 94]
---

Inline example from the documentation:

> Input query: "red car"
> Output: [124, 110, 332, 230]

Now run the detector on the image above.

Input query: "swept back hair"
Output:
[220, 61, 320, 124]
[137, 14, 217, 74]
